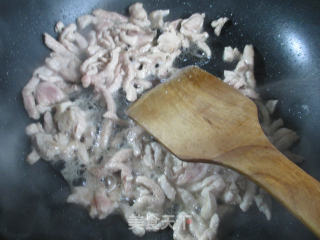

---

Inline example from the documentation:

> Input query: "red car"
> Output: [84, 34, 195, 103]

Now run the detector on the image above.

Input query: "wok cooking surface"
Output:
[0, 0, 319, 239]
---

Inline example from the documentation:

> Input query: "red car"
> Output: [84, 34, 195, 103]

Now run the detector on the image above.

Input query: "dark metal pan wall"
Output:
[0, 0, 319, 239]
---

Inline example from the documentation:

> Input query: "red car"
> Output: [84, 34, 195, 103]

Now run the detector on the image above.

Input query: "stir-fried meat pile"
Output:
[22, 3, 302, 239]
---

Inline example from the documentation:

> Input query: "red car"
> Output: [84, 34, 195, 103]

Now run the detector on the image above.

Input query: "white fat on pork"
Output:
[158, 175, 176, 201]
[149, 9, 170, 28]
[223, 46, 241, 62]
[211, 17, 229, 36]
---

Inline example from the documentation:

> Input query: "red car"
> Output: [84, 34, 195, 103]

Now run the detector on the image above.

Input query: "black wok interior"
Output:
[0, 0, 319, 239]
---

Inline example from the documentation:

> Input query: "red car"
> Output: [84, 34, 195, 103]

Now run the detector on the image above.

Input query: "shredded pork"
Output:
[22, 3, 301, 240]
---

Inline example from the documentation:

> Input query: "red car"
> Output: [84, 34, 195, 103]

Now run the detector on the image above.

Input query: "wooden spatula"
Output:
[127, 66, 320, 237]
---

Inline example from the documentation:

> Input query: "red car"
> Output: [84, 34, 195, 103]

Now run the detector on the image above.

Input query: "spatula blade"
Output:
[128, 66, 266, 160]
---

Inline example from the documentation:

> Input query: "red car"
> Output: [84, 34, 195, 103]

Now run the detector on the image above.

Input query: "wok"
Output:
[0, 0, 319, 239]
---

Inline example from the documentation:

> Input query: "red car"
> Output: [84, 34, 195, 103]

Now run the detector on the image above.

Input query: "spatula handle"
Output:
[213, 145, 320, 237]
